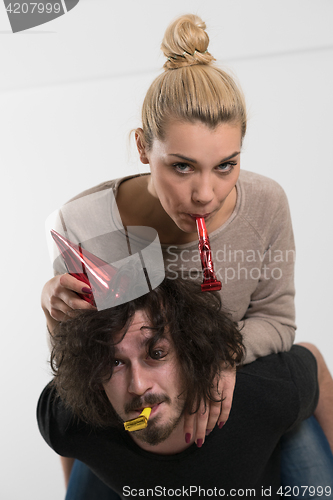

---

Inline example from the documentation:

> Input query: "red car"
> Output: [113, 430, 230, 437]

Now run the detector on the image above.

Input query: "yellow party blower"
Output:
[124, 407, 152, 432]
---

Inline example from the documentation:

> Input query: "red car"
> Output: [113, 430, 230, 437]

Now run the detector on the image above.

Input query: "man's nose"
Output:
[191, 173, 214, 205]
[127, 363, 153, 396]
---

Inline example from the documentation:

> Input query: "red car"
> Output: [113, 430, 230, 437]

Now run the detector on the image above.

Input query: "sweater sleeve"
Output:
[238, 182, 296, 364]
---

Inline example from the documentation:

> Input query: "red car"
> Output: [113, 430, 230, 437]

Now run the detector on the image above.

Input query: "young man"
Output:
[37, 278, 328, 499]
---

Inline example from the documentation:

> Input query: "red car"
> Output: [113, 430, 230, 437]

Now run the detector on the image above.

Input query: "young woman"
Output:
[41, 14, 333, 498]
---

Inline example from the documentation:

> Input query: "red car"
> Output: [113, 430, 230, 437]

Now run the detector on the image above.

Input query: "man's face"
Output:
[103, 310, 185, 446]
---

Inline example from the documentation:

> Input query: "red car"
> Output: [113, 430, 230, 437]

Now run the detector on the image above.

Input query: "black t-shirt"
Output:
[37, 346, 318, 499]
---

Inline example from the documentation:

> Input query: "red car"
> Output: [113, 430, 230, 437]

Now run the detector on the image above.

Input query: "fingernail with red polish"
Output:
[218, 422, 225, 429]
[205, 429, 212, 436]
[185, 433, 191, 444]
[197, 439, 203, 448]
[82, 287, 92, 293]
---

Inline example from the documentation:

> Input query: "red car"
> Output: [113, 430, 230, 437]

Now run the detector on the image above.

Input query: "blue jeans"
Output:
[65, 460, 121, 500]
[280, 416, 333, 498]
[65, 416, 333, 499]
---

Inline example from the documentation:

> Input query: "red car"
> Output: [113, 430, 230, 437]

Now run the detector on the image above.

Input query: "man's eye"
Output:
[113, 359, 123, 367]
[150, 349, 166, 360]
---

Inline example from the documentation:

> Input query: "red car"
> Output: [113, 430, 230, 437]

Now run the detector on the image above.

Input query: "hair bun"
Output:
[161, 14, 215, 70]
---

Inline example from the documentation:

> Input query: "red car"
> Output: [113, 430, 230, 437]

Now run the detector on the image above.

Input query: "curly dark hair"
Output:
[50, 277, 244, 427]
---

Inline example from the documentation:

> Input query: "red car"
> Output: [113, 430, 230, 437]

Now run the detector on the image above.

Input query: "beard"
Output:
[135, 405, 184, 445]
[123, 393, 185, 446]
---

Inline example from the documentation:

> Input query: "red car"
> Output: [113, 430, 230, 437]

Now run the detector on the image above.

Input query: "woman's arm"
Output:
[237, 180, 296, 364]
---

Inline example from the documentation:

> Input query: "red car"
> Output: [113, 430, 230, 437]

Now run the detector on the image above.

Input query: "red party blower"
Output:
[195, 218, 222, 292]
[50, 229, 118, 307]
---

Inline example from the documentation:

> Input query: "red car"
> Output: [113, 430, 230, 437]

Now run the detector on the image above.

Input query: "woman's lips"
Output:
[187, 213, 211, 221]
[189, 213, 210, 218]
[178, 211, 217, 227]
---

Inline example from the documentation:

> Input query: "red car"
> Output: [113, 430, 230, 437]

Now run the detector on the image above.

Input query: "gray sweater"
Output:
[52, 170, 295, 364]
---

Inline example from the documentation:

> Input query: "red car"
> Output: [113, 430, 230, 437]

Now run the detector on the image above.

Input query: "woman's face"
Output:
[140, 120, 242, 234]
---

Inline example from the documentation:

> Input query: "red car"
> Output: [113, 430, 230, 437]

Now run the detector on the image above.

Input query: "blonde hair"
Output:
[139, 14, 247, 150]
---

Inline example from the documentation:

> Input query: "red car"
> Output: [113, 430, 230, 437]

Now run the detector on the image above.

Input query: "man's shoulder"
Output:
[235, 346, 318, 425]
[37, 382, 122, 457]
[238, 345, 316, 381]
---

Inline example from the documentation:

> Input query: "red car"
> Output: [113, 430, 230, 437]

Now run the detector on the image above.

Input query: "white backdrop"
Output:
[0, 1, 332, 498]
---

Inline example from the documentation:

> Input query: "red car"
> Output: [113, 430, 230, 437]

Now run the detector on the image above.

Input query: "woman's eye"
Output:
[173, 163, 192, 174]
[217, 162, 236, 173]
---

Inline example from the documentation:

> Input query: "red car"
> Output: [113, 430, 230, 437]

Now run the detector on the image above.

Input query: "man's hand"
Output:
[183, 366, 236, 447]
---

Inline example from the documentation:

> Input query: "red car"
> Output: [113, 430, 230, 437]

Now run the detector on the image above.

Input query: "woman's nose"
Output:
[128, 363, 153, 396]
[191, 174, 214, 205]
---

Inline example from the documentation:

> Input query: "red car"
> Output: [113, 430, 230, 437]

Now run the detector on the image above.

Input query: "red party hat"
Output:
[51, 229, 122, 307]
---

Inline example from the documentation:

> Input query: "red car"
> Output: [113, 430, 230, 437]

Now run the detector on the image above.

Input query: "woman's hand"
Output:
[183, 366, 236, 447]
[41, 274, 96, 325]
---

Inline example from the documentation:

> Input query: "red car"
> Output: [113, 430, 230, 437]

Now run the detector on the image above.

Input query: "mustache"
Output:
[125, 393, 171, 413]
